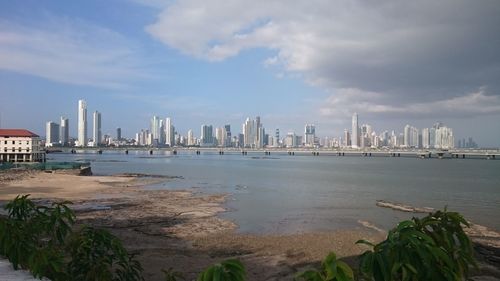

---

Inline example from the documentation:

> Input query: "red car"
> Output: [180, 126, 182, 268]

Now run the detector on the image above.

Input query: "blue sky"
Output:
[1, 0, 499, 146]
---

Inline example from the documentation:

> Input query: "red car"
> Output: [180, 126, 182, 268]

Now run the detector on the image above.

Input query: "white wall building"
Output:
[60, 117, 69, 146]
[351, 113, 359, 148]
[0, 129, 45, 162]
[77, 100, 87, 147]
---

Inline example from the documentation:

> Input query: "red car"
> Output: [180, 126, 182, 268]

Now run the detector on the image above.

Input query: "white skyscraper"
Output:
[46, 121, 60, 146]
[243, 117, 255, 148]
[351, 113, 359, 148]
[187, 129, 194, 146]
[215, 127, 226, 147]
[304, 124, 316, 147]
[78, 100, 87, 147]
[422, 128, 430, 149]
[150, 116, 160, 143]
[60, 117, 69, 146]
[165, 117, 175, 147]
[92, 111, 102, 146]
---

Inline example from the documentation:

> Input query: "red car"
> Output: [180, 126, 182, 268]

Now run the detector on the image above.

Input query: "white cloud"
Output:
[0, 18, 144, 89]
[320, 87, 500, 118]
[145, 0, 500, 115]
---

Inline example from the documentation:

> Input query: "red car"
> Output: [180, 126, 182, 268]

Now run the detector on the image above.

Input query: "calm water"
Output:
[49, 151, 500, 234]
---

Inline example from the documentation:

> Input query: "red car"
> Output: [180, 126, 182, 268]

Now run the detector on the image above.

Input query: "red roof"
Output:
[0, 129, 39, 137]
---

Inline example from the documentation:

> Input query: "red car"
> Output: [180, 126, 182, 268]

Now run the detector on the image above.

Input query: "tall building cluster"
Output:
[44, 99, 464, 149]
[329, 113, 455, 150]
[44, 99, 122, 147]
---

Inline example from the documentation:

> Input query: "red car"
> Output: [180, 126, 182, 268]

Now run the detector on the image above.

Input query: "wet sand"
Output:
[0, 170, 498, 280]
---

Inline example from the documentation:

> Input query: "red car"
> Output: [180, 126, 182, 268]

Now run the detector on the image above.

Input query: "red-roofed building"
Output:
[0, 129, 45, 162]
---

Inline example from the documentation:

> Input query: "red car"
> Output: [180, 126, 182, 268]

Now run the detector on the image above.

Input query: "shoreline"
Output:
[0, 170, 498, 280]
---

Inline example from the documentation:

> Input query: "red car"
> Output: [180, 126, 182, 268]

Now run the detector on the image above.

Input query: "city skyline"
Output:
[0, 1, 499, 146]
[42, 99, 470, 149]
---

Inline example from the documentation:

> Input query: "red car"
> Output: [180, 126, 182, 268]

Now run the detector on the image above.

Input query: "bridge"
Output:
[61, 147, 500, 160]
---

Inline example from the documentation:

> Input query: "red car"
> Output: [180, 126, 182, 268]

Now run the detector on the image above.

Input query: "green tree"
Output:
[356, 210, 476, 281]
[295, 252, 354, 281]
[197, 259, 246, 281]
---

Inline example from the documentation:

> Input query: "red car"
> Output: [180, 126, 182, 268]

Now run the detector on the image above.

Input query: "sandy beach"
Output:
[0, 169, 498, 280]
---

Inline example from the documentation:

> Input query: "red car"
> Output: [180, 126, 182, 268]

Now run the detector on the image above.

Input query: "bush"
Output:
[197, 259, 246, 281]
[0, 194, 143, 281]
[295, 252, 354, 281]
[356, 209, 476, 281]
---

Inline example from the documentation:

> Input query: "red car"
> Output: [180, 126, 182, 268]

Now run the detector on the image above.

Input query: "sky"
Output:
[0, 0, 499, 146]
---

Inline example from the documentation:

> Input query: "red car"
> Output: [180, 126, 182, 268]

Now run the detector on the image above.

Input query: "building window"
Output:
[27, 149, 30, 152]
[4, 141, 6, 145]
[12, 141, 15, 145]
[19, 148, 22, 152]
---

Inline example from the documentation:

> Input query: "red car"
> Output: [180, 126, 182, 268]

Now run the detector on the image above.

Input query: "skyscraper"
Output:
[243, 118, 255, 148]
[60, 117, 69, 146]
[150, 116, 160, 143]
[78, 100, 87, 147]
[165, 117, 175, 147]
[46, 121, 60, 146]
[116, 128, 121, 140]
[201, 125, 214, 147]
[93, 111, 101, 146]
[187, 129, 194, 146]
[304, 124, 316, 147]
[224, 125, 231, 147]
[351, 113, 359, 148]
[421, 128, 430, 148]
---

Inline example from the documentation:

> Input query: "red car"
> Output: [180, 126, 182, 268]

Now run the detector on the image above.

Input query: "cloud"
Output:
[145, 0, 500, 116]
[320, 87, 500, 119]
[0, 17, 144, 89]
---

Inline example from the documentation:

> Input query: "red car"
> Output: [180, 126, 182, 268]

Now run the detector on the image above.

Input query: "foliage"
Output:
[295, 252, 354, 281]
[0, 194, 143, 281]
[67, 226, 144, 281]
[0, 194, 73, 280]
[162, 267, 185, 281]
[197, 259, 246, 281]
[356, 209, 476, 281]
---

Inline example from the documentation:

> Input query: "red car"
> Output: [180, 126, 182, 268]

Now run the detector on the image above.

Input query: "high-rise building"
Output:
[201, 125, 214, 147]
[344, 129, 350, 147]
[275, 129, 280, 147]
[60, 117, 69, 146]
[285, 132, 296, 148]
[351, 113, 359, 148]
[77, 100, 87, 147]
[435, 126, 454, 149]
[242, 118, 255, 148]
[116, 128, 122, 140]
[421, 128, 430, 148]
[187, 129, 194, 146]
[403, 125, 419, 148]
[215, 127, 226, 147]
[304, 124, 316, 147]
[165, 117, 175, 147]
[224, 125, 231, 147]
[150, 116, 160, 144]
[92, 111, 101, 146]
[46, 121, 60, 146]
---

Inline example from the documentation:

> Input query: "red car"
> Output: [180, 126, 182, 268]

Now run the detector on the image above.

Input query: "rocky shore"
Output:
[0, 169, 498, 280]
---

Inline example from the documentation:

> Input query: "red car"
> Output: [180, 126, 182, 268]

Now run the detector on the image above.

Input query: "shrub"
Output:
[356, 209, 476, 281]
[295, 252, 354, 281]
[0, 194, 143, 281]
[197, 259, 246, 281]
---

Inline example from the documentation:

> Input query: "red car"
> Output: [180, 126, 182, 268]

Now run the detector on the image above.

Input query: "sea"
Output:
[49, 150, 500, 234]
